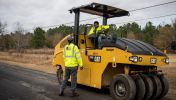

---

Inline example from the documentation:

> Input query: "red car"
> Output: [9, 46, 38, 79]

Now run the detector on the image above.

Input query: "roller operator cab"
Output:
[53, 3, 169, 100]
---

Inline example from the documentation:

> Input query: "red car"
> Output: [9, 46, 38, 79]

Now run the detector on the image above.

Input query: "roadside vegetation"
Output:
[0, 19, 176, 51]
[0, 19, 176, 69]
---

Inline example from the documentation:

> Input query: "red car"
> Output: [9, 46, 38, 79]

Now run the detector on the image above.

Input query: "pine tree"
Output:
[31, 27, 46, 48]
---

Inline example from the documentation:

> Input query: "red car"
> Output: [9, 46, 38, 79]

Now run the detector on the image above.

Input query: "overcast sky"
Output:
[0, 0, 176, 32]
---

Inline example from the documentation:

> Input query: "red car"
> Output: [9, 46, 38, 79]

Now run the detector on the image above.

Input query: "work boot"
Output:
[71, 90, 79, 97]
[59, 89, 64, 96]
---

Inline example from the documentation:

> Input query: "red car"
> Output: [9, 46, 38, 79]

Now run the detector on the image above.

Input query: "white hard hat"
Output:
[67, 35, 73, 42]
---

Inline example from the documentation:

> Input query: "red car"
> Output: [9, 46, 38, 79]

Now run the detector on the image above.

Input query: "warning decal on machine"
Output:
[88, 56, 101, 63]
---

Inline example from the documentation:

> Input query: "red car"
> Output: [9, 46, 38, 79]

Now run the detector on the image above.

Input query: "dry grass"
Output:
[8, 48, 54, 54]
[0, 52, 52, 65]
[0, 49, 56, 74]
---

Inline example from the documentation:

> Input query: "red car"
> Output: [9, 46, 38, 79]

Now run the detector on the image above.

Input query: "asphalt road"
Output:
[0, 63, 174, 100]
[0, 63, 112, 100]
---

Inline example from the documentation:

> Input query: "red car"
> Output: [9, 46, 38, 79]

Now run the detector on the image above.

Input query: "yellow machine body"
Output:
[53, 34, 169, 89]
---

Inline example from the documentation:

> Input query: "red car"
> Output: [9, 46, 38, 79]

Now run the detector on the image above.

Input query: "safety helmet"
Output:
[67, 35, 73, 43]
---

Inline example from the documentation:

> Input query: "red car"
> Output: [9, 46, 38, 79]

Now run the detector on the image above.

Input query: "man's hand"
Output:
[80, 67, 83, 70]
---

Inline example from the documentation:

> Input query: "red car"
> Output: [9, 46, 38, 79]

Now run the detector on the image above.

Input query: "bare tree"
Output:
[0, 20, 7, 35]
[153, 25, 174, 50]
[46, 33, 64, 48]
[127, 32, 136, 39]
[13, 22, 25, 52]
[172, 18, 176, 40]
[0, 20, 7, 50]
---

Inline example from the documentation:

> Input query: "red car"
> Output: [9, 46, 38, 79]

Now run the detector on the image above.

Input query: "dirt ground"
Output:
[0, 51, 176, 98]
[158, 54, 176, 96]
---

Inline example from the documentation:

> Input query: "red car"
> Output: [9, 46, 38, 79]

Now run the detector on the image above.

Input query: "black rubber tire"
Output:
[150, 75, 162, 100]
[110, 74, 136, 100]
[157, 75, 169, 99]
[56, 68, 63, 85]
[131, 75, 146, 100]
[141, 74, 154, 100]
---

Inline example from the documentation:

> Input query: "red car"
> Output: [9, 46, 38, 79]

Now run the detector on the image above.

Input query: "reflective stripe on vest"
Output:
[75, 51, 80, 54]
[64, 45, 75, 58]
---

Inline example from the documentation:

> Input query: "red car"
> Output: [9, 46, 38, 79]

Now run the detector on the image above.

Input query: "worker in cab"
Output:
[88, 21, 110, 49]
[59, 35, 83, 97]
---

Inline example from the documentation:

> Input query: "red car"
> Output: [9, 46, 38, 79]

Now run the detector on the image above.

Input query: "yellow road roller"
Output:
[53, 2, 169, 100]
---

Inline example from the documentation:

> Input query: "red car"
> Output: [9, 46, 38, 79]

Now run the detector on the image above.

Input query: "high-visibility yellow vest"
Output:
[63, 43, 83, 67]
[88, 25, 110, 35]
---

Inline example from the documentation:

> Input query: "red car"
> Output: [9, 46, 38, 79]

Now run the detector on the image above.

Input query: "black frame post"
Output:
[103, 5, 107, 25]
[73, 9, 80, 46]
[103, 17, 107, 25]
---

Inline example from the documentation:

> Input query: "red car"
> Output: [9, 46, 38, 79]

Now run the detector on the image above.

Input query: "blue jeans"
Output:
[60, 67, 78, 92]
[98, 34, 106, 49]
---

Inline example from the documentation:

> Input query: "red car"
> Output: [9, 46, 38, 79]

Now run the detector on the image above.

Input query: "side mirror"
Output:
[171, 41, 176, 50]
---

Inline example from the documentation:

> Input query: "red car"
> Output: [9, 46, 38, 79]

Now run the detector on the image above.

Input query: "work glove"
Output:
[80, 67, 83, 70]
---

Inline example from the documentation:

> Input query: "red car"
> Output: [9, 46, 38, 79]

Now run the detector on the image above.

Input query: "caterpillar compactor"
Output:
[53, 3, 169, 100]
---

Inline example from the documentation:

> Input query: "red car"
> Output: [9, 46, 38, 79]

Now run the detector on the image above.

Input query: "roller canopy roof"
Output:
[70, 2, 129, 18]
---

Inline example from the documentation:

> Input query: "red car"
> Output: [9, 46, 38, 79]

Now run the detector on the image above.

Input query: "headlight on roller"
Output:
[163, 58, 169, 64]
[129, 56, 138, 63]
[150, 58, 157, 64]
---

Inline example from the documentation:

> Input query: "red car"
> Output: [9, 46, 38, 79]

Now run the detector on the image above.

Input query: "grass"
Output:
[0, 48, 56, 74]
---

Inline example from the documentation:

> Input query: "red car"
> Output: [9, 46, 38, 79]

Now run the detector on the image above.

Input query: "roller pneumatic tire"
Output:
[131, 75, 146, 100]
[110, 74, 136, 100]
[157, 75, 169, 99]
[56, 68, 63, 85]
[150, 75, 162, 100]
[140, 74, 154, 100]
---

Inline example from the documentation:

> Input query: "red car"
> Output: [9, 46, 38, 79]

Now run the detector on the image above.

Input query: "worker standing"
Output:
[88, 21, 109, 49]
[59, 35, 83, 97]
